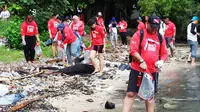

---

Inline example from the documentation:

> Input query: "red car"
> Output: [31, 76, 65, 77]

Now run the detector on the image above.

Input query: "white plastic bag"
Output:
[138, 73, 154, 100]
[35, 43, 42, 58]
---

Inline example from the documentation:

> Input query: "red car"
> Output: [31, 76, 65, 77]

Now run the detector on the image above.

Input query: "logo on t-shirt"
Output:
[147, 43, 156, 52]
[27, 26, 34, 33]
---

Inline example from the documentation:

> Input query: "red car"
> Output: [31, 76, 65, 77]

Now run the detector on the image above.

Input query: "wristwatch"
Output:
[139, 59, 144, 63]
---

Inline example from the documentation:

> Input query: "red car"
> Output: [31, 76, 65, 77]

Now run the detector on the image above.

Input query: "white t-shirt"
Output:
[159, 21, 166, 36]
[108, 24, 118, 33]
[0, 10, 10, 19]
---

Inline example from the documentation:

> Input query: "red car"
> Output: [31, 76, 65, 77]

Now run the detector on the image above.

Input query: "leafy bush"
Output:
[39, 31, 49, 42]
[0, 19, 12, 37]
[3, 16, 23, 49]
[85, 25, 90, 35]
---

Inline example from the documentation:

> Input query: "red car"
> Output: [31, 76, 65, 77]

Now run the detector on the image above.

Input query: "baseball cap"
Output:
[191, 16, 198, 21]
[137, 17, 142, 21]
[148, 16, 161, 28]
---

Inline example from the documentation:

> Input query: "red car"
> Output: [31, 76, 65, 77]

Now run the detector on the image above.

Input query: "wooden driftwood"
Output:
[11, 71, 45, 81]
[9, 94, 50, 112]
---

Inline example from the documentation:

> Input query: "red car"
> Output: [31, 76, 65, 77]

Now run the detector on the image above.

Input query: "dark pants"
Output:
[24, 35, 36, 62]
[59, 64, 95, 75]
[127, 69, 159, 93]
[120, 32, 127, 45]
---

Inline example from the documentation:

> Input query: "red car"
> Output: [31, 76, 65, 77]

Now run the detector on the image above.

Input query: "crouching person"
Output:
[60, 24, 81, 66]
[122, 16, 168, 112]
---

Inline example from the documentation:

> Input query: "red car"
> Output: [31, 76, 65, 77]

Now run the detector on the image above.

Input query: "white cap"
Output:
[97, 12, 102, 16]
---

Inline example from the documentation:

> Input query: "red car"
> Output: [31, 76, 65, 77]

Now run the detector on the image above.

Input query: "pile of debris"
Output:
[0, 56, 125, 111]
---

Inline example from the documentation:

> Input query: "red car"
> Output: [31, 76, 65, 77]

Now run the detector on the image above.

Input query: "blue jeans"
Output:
[188, 40, 198, 58]
[66, 38, 81, 65]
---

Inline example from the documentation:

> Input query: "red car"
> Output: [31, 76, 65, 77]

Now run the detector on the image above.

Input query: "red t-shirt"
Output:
[164, 21, 176, 37]
[118, 20, 128, 32]
[48, 18, 59, 38]
[137, 21, 145, 30]
[90, 25, 105, 45]
[97, 18, 105, 29]
[130, 30, 168, 73]
[71, 21, 85, 36]
[21, 21, 39, 36]
[63, 26, 77, 44]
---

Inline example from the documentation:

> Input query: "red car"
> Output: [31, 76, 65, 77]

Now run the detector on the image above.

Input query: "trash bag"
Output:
[105, 101, 115, 109]
[0, 91, 27, 105]
[35, 43, 42, 58]
[44, 39, 52, 46]
[0, 84, 9, 97]
[119, 64, 130, 71]
[138, 72, 154, 100]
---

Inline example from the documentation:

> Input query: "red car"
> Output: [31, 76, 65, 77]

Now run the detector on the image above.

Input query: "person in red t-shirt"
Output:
[48, 13, 59, 58]
[164, 17, 176, 57]
[59, 24, 81, 65]
[71, 15, 85, 36]
[137, 17, 145, 30]
[88, 18, 106, 75]
[96, 12, 105, 29]
[21, 15, 40, 63]
[118, 18, 128, 48]
[122, 16, 168, 112]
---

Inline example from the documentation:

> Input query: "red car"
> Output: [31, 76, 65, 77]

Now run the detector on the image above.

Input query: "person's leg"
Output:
[122, 92, 137, 112]
[98, 45, 104, 74]
[191, 42, 198, 65]
[187, 40, 192, 62]
[66, 44, 72, 65]
[52, 43, 56, 57]
[24, 36, 30, 62]
[30, 36, 36, 62]
[110, 33, 115, 48]
[123, 32, 127, 45]
[169, 37, 176, 57]
[71, 38, 81, 58]
[90, 46, 98, 73]
[145, 99, 155, 112]
[115, 32, 118, 47]
[122, 69, 140, 112]
[153, 73, 159, 93]
[120, 32, 125, 45]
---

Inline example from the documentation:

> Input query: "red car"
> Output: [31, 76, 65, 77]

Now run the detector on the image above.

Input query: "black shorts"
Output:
[165, 37, 173, 48]
[127, 69, 159, 93]
[92, 45, 104, 53]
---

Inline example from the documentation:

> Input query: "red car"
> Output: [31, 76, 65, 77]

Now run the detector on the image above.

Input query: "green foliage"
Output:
[0, 46, 24, 63]
[0, 20, 12, 37]
[39, 31, 49, 42]
[138, 0, 200, 37]
[85, 25, 90, 35]
[3, 16, 23, 49]
[0, 45, 52, 63]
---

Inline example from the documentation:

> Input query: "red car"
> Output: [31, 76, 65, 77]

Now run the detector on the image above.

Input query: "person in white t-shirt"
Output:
[109, 17, 118, 48]
[0, 5, 10, 20]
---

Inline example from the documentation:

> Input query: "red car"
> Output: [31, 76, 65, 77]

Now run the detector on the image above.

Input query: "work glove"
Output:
[22, 40, 26, 46]
[155, 60, 164, 69]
